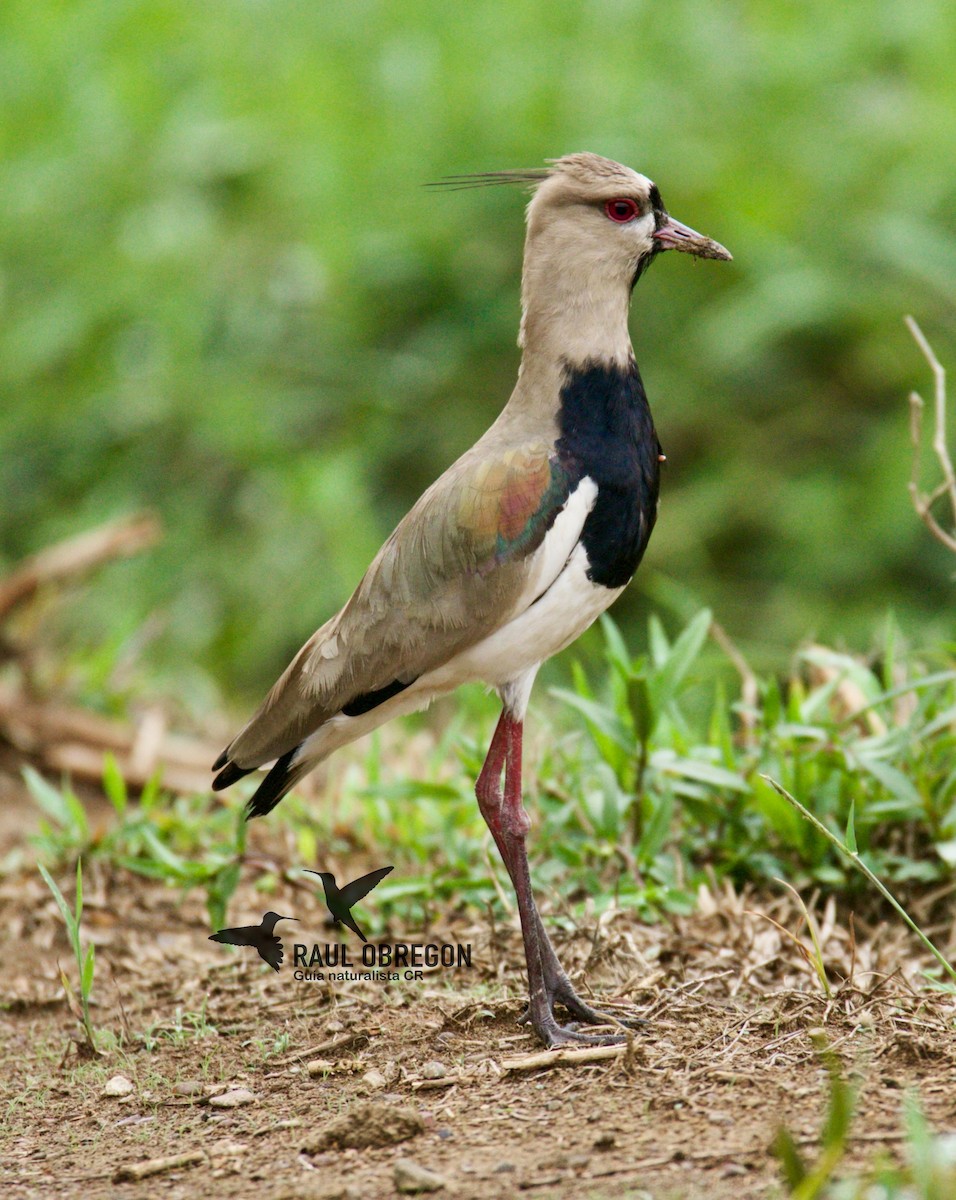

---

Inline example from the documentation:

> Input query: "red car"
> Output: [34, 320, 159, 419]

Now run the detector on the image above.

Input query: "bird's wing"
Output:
[218, 442, 584, 771]
[339, 865, 394, 908]
[209, 927, 255, 947]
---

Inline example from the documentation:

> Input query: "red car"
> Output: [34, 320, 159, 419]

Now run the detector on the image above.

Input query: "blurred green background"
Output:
[2, 0, 955, 713]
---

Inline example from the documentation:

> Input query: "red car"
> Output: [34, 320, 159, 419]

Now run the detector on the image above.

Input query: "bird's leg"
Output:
[475, 711, 627, 1047]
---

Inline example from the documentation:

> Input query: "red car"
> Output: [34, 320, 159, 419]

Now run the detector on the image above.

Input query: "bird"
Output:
[212, 153, 731, 1046]
[208, 911, 299, 972]
[305, 865, 394, 942]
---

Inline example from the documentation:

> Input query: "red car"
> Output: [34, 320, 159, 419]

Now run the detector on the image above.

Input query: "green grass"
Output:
[765, 776, 956, 985]
[37, 859, 97, 1052]
[26, 754, 246, 929]
[775, 1033, 956, 1199]
[531, 612, 956, 925]
[3, 1, 955, 698]
[24, 608, 956, 961]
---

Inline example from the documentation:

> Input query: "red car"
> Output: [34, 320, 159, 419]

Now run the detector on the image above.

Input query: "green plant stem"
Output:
[762, 775, 956, 985]
[38, 861, 98, 1049]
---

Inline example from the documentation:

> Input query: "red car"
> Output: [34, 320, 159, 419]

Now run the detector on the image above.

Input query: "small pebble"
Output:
[307, 1059, 336, 1077]
[101, 1075, 134, 1098]
[360, 1070, 387, 1091]
[173, 1080, 204, 1096]
[394, 1158, 446, 1194]
[421, 1061, 446, 1080]
[209, 1088, 256, 1109]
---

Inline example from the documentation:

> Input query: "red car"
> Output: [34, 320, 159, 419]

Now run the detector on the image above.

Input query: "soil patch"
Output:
[2, 848, 955, 1198]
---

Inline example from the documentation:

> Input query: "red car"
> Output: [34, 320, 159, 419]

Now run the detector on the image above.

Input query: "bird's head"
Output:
[431, 153, 732, 363]
[263, 911, 298, 925]
[524, 152, 731, 297]
[431, 153, 732, 369]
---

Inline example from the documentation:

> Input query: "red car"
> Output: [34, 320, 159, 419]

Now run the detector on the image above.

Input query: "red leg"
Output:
[475, 710, 633, 1047]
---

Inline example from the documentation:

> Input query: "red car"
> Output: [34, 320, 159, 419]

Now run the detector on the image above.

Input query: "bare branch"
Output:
[0, 512, 162, 622]
[0, 686, 218, 795]
[904, 317, 956, 555]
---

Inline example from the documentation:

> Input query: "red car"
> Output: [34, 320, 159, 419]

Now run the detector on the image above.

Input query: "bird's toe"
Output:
[537, 1019, 630, 1049]
[516, 993, 648, 1033]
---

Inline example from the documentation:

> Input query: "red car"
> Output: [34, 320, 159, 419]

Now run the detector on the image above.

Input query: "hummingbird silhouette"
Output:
[306, 866, 393, 942]
[208, 911, 298, 971]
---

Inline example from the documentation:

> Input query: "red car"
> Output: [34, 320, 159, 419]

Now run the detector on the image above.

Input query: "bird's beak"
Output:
[280, 916, 299, 922]
[653, 216, 732, 262]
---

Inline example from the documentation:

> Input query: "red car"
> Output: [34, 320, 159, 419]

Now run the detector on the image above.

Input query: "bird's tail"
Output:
[339, 911, 368, 943]
[243, 746, 313, 820]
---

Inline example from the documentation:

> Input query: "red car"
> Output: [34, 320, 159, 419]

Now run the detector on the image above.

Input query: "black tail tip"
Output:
[212, 748, 229, 771]
[244, 790, 278, 821]
[212, 761, 254, 792]
[243, 747, 300, 821]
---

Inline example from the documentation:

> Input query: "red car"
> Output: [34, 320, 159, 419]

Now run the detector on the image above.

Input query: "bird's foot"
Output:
[518, 974, 646, 1046]
[534, 1013, 629, 1048]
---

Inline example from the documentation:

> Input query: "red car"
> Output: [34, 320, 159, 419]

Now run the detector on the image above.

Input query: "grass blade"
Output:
[762, 775, 956, 984]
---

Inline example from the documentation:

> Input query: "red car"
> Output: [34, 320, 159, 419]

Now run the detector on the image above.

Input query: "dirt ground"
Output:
[2, 785, 956, 1200]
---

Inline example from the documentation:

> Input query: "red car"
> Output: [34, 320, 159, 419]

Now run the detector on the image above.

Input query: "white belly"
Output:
[432, 544, 622, 689]
[297, 540, 622, 765]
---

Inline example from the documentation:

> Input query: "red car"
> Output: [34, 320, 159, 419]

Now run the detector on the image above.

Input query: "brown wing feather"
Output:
[219, 443, 574, 771]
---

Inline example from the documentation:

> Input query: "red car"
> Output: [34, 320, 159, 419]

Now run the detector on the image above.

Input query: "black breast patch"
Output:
[556, 359, 661, 589]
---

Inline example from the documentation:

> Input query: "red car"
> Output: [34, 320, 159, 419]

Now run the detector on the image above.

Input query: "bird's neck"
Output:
[519, 269, 634, 368]
[504, 262, 637, 431]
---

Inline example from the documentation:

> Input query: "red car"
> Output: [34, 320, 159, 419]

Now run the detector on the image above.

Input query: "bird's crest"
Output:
[426, 153, 642, 192]
[425, 168, 550, 192]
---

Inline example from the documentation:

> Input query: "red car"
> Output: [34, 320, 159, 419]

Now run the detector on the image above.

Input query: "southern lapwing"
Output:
[305, 865, 394, 942]
[213, 153, 731, 1047]
[209, 911, 298, 972]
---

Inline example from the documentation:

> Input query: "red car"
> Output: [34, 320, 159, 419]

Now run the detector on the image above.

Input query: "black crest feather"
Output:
[425, 169, 550, 191]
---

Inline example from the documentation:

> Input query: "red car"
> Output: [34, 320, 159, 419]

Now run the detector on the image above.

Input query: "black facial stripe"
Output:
[630, 246, 663, 290]
[647, 184, 667, 229]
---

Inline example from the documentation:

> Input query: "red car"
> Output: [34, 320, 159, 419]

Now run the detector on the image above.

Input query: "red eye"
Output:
[604, 198, 640, 223]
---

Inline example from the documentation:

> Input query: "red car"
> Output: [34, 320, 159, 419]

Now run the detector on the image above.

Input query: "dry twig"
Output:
[906, 316, 956, 555]
[500, 1043, 625, 1072]
[0, 512, 226, 794]
[112, 1151, 204, 1183]
[0, 512, 161, 622]
[709, 617, 758, 741]
[0, 686, 217, 795]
